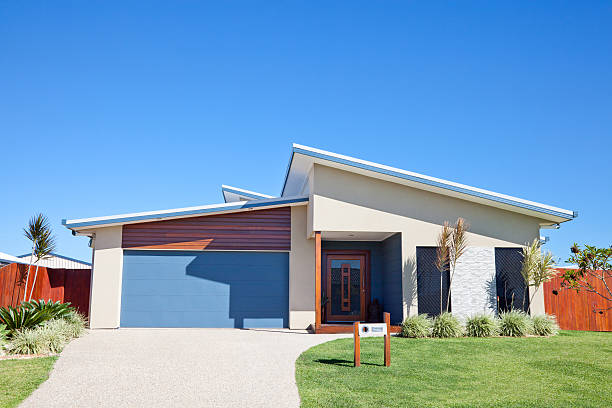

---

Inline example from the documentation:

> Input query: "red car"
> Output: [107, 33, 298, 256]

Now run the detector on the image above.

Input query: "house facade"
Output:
[63, 144, 576, 331]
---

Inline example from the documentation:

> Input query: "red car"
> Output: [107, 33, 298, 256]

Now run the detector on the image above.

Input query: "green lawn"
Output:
[0, 357, 57, 408]
[296, 331, 612, 408]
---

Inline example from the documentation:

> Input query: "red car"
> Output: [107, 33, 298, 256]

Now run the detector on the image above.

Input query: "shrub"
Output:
[62, 311, 87, 338]
[8, 328, 44, 354]
[431, 313, 463, 338]
[531, 314, 559, 336]
[22, 299, 74, 320]
[400, 314, 432, 338]
[8, 321, 70, 355]
[37, 324, 69, 353]
[499, 310, 532, 337]
[465, 314, 498, 337]
[0, 324, 8, 345]
[0, 306, 50, 334]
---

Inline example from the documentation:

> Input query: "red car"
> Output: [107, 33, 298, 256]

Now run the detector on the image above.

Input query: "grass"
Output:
[0, 357, 57, 408]
[296, 331, 612, 408]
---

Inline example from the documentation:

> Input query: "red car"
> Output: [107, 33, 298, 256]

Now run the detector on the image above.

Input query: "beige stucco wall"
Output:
[89, 226, 123, 329]
[309, 164, 546, 318]
[289, 205, 316, 329]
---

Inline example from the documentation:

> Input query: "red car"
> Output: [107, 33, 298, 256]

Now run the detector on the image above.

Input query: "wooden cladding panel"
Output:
[122, 207, 291, 251]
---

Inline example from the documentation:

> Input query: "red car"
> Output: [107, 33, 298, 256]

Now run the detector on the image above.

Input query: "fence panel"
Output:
[0, 263, 90, 317]
[544, 269, 611, 331]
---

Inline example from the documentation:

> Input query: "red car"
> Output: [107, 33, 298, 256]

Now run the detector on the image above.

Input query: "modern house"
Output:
[63, 144, 576, 332]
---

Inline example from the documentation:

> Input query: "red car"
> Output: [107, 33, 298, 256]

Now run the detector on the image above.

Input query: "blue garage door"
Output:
[121, 250, 289, 328]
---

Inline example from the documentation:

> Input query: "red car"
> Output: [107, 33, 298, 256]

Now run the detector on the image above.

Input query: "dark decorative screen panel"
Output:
[495, 248, 528, 313]
[417, 247, 450, 316]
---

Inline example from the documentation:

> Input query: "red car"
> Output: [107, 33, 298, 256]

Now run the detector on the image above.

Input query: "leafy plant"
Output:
[400, 314, 432, 338]
[0, 324, 8, 344]
[62, 311, 88, 337]
[8, 328, 42, 354]
[465, 314, 498, 337]
[431, 313, 463, 338]
[531, 315, 559, 336]
[499, 310, 532, 337]
[564, 244, 612, 314]
[521, 239, 556, 311]
[0, 306, 50, 333]
[22, 299, 74, 320]
[37, 324, 68, 353]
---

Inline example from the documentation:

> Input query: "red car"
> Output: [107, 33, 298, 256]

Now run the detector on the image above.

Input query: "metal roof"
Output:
[282, 143, 576, 222]
[221, 185, 274, 203]
[63, 195, 309, 231]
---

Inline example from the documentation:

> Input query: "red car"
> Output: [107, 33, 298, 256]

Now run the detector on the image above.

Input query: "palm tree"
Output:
[23, 214, 56, 302]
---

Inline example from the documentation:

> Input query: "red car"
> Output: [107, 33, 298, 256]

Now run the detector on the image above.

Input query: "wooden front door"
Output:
[325, 252, 368, 322]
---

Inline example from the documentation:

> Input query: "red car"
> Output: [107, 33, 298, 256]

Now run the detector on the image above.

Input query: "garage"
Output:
[120, 250, 289, 328]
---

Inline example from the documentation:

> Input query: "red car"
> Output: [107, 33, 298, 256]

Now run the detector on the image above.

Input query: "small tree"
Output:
[435, 218, 469, 314]
[563, 244, 612, 313]
[435, 223, 451, 315]
[23, 214, 56, 302]
[520, 238, 555, 311]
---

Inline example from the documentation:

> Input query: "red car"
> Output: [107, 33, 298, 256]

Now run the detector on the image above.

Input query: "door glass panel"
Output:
[329, 259, 361, 317]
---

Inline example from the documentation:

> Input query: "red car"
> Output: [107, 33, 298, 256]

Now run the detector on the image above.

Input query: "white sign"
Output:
[358, 323, 387, 337]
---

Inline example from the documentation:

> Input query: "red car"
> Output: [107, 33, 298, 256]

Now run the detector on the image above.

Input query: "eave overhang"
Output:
[282, 144, 576, 224]
[63, 195, 308, 234]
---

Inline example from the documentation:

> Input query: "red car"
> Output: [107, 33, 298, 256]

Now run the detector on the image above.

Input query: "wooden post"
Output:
[354, 321, 360, 367]
[384, 312, 391, 367]
[315, 231, 322, 331]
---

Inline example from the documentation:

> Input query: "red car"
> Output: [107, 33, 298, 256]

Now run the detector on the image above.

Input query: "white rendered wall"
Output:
[89, 226, 123, 329]
[289, 205, 315, 329]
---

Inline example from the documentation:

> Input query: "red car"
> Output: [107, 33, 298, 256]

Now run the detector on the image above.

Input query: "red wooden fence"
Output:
[544, 269, 612, 331]
[0, 263, 91, 317]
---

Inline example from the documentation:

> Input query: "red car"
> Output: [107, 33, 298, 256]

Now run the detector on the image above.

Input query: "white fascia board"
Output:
[283, 144, 576, 221]
[63, 196, 308, 231]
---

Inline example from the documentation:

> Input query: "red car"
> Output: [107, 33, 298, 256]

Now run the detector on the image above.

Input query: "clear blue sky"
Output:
[1, 1, 610, 263]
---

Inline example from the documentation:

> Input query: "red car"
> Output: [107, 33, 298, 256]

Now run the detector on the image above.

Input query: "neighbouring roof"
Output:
[282, 144, 576, 224]
[0, 251, 27, 265]
[221, 185, 274, 203]
[63, 195, 308, 232]
[17, 252, 91, 268]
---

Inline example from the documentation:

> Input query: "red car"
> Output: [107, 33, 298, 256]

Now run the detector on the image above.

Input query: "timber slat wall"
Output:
[122, 207, 291, 251]
[0, 263, 91, 317]
[544, 269, 611, 331]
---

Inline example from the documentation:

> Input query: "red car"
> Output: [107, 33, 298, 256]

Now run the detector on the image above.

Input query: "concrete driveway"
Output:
[21, 329, 343, 408]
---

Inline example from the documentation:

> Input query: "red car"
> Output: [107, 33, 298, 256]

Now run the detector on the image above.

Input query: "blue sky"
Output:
[1, 1, 610, 263]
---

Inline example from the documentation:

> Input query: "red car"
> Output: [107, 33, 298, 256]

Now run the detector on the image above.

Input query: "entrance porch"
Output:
[313, 231, 404, 334]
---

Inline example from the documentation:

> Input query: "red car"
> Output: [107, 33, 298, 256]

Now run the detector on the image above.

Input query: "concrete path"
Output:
[21, 329, 344, 408]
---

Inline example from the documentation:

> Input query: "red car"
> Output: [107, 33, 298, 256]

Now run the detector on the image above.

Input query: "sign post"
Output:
[353, 321, 360, 367]
[353, 312, 391, 367]
[384, 312, 390, 367]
